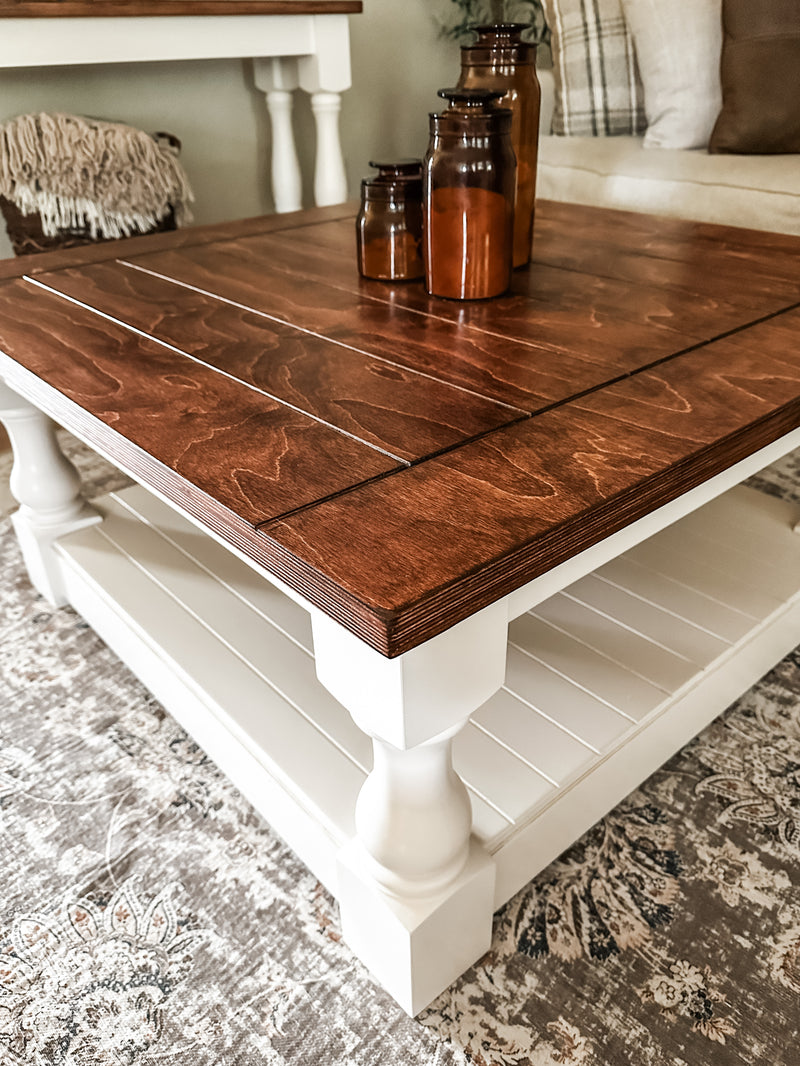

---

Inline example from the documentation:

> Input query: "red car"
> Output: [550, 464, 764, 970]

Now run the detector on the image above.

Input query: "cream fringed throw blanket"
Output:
[0, 112, 194, 239]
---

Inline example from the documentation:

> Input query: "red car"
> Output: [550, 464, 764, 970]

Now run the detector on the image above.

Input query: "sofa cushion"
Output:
[709, 0, 800, 154]
[537, 133, 800, 235]
[541, 0, 646, 136]
[620, 0, 722, 150]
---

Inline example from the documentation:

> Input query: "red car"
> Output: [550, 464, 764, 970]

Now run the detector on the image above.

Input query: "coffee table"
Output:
[1, 201, 799, 1014]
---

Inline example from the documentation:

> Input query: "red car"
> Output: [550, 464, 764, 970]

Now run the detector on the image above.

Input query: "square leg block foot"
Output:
[336, 839, 495, 1016]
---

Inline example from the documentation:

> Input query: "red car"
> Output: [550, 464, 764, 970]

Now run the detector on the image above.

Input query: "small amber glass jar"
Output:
[458, 24, 541, 268]
[424, 88, 515, 301]
[356, 159, 424, 281]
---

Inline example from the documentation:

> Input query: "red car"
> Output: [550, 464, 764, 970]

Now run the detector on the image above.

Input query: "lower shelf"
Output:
[54, 481, 800, 909]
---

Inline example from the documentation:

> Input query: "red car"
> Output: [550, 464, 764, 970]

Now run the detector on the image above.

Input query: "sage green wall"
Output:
[0, 2, 458, 259]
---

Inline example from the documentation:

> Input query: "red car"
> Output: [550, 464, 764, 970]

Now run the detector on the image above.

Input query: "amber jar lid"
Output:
[368, 159, 422, 183]
[360, 158, 422, 202]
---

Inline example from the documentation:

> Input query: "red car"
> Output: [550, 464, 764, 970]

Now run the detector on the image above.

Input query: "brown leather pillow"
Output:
[709, 0, 800, 154]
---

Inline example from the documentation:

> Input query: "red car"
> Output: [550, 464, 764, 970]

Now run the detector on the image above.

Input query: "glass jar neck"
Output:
[360, 180, 421, 203]
[429, 107, 512, 137]
[472, 22, 528, 41]
[461, 42, 537, 66]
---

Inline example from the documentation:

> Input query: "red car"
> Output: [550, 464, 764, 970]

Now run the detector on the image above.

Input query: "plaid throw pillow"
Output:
[542, 0, 647, 136]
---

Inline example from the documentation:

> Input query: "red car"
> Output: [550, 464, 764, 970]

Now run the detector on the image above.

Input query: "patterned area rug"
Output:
[1, 436, 799, 1066]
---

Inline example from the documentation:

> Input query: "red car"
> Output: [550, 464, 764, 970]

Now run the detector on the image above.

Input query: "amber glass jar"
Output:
[424, 88, 515, 301]
[356, 159, 424, 281]
[458, 23, 540, 267]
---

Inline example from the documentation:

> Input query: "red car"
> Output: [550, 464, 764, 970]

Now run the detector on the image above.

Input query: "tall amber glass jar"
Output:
[458, 23, 540, 267]
[356, 159, 424, 281]
[424, 88, 515, 301]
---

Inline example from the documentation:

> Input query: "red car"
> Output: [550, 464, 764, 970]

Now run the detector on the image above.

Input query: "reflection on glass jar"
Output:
[458, 24, 541, 268]
[356, 160, 424, 281]
[424, 87, 515, 301]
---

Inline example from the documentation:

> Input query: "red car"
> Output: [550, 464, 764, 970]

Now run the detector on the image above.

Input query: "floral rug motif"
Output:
[0, 437, 799, 1065]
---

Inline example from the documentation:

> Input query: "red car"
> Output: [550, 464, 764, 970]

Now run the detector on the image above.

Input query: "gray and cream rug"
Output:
[1, 435, 799, 1066]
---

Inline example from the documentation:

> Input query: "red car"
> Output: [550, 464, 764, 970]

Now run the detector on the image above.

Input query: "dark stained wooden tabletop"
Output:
[1, 200, 799, 656]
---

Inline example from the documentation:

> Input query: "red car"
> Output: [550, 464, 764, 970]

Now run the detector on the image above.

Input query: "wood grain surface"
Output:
[1, 200, 799, 656]
[0, 204, 356, 283]
[0, 279, 397, 526]
[0, 1, 362, 17]
[278, 217, 800, 342]
[138, 235, 711, 373]
[124, 244, 621, 411]
[35, 262, 524, 461]
[263, 315, 800, 653]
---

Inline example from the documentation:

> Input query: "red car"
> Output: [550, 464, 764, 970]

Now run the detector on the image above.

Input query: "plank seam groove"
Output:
[591, 572, 737, 643]
[557, 589, 698, 664]
[258, 421, 800, 656]
[0, 358, 407, 539]
[615, 554, 762, 622]
[247, 230, 800, 423]
[109, 490, 313, 655]
[117, 259, 527, 415]
[458, 774, 516, 825]
[499, 683, 602, 754]
[507, 639, 639, 724]
[23, 275, 411, 467]
[526, 612, 680, 696]
[469, 719, 560, 787]
[627, 536, 789, 607]
[490, 591, 800, 855]
[88, 523, 371, 775]
[654, 525, 799, 588]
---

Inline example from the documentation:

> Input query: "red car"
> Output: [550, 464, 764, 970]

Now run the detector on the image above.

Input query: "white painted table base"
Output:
[2, 378, 799, 1016]
[0, 13, 353, 211]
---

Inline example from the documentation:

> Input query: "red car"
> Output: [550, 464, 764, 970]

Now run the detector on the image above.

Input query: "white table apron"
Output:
[2, 372, 800, 1016]
[0, 12, 354, 212]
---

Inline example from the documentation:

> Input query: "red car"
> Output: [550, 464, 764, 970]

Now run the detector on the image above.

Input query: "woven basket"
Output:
[0, 129, 181, 257]
[0, 197, 177, 257]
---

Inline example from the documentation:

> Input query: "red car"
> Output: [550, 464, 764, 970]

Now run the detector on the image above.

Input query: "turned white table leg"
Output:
[298, 14, 352, 207]
[253, 56, 303, 214]
[0, 380, 100, 605]
[356, 725, 472, 898]
[309, 92, 347, 207]
[311, 599, 509, 1015]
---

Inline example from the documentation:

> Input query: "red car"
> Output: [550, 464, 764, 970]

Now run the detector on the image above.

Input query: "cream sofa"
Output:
[536, 67, 800, 235]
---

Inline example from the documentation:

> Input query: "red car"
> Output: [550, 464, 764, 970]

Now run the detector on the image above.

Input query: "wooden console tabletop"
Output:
[0, 201, 799, 655]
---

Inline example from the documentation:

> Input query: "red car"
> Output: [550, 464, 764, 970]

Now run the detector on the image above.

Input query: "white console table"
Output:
[0, 1, 362, 212]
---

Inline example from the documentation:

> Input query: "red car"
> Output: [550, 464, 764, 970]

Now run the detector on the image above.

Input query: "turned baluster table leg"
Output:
[355, 724, 473, 899]
[311, 599, 509, 1015]
[254, 56, 303, 214]
[298, 15, 351, 208]
[0, 379, 100, 605]
[308, 91, 347, 208]
[254, 15, 352, 212]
